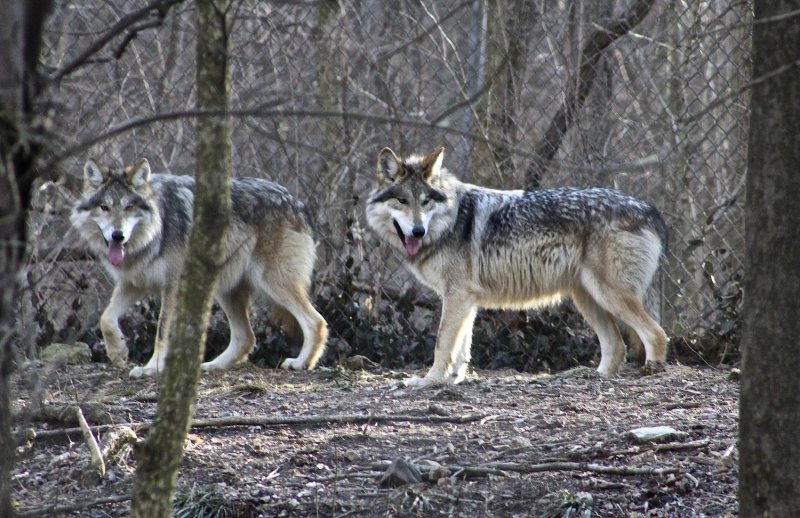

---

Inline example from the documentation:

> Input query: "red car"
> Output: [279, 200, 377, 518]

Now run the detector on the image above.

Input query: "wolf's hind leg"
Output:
[202, 284, 255, 372]
[579, 270, 667, 371]
[100, 283, 145, 368]
[265, 283, 327, 371]
[624, 325, 646, 364]
[572, 287, 626, 376]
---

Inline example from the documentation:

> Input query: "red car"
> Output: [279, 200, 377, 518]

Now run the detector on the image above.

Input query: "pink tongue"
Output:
[108, 241, 125, 266]
[405, 236, 422, 257]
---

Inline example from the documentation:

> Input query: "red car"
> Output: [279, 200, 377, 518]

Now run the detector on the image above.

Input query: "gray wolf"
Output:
[70, 157, 328, 378]
[366, 147, 668, 387]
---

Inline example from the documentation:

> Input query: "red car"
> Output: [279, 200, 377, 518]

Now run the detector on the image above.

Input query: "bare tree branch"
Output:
[50, 0, 185, 82]
[377, 1, 472, 61]
[46, 104, 671, 178]
[678, 57, 800, 125]
[525, 0, 656, 188]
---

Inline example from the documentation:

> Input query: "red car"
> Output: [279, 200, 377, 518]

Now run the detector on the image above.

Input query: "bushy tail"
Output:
[645, 204, 669, 258]
[271, 305, 303, 346]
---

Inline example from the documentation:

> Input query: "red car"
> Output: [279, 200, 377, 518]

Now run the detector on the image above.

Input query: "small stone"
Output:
[40, 342, 91, 366]
[379, 458, 423, 487]
[626, 426, 688, 443]
[427, 404, 449, 416]
[509, 436, 532, 449]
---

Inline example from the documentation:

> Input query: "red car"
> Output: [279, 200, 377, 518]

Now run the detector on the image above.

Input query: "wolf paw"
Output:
[401, 376, 446, 389]
[280, 357, 307, 370]
[200, 361, 223, 372]
[129, 365, 161, 378]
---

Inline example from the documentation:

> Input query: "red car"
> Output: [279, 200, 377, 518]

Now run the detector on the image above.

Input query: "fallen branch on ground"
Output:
[479, 461, 678, 476]
[26, 412, 490, 441]
[372, 459, 678, 479]
[606, 438, 711, 457]
[75, 406, 105, 482]
[15, 494, 131, 518]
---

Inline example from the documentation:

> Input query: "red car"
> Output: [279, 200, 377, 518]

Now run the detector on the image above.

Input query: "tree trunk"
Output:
[0, 1, 51, 516]
[739, 1, 800, 515]
[130, 1, 232, 516]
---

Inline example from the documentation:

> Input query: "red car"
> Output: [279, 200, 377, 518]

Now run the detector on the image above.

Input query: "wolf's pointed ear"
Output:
[84, 158, 107, 188]
[422, 147, 445, 181]
[127, 158, 151, 188]
[377, 147, 402, 181]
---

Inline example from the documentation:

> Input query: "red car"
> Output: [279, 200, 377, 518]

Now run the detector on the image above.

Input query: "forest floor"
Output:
[10, 360, 738, 517]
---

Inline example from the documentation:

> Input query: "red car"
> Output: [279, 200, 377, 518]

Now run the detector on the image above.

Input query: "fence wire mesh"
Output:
[24, 0, 750, 372]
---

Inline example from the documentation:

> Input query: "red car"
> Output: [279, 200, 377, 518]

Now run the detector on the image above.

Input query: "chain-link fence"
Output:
[24, 0, 750, 372]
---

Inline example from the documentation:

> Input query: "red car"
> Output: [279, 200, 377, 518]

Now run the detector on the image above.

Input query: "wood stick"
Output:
[75, 406, 105, 478]
[28, 412, 489, 441]
[373, 459, 678, 478]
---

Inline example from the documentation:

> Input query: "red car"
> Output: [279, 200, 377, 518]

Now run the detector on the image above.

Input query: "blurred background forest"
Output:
[23, 0, 750, 373]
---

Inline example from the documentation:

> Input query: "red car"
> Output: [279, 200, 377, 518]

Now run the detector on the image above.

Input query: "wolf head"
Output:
[70, 158, 161, 269]
[366, 147, 456, 258]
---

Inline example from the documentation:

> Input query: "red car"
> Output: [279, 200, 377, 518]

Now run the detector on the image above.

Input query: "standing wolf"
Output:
[366, 147, 668, 387]
[71, 157, 328, 378]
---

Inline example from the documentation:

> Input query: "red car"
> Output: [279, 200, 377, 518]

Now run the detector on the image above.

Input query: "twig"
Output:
[50, 0, 185, 82]
[480, 461, 677, 477]
[604, 438, 711, 458]
[452, 466, 512, 479]
[653, 439, 710, 453]
[75, 406, 105, 478]
[28, 412, 489, 441]
[677, 57, 800, 124]
[377, 1, 472, 61]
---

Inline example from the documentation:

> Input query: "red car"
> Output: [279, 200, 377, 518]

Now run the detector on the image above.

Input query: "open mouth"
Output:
[393, 219, 422, 257]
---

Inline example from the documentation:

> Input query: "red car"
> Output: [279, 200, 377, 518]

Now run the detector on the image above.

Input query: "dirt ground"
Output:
[10, 360, 739, 517]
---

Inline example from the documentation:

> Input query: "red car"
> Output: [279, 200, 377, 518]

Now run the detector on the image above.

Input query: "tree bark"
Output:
[739, 1, 800, 515]
[0, 1, 51, 516]
[130, 1, 232, 516]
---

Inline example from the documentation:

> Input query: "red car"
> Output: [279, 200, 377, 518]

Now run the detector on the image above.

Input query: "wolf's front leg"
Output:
[406, 298, 477, 388]
[100, 283, 145, 369]
[130, 286, 174, 378]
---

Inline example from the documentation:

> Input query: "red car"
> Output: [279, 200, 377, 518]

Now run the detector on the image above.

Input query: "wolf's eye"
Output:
[421, 198, 431, 206]
[396, 198, 408, 205]
[125, 204, 135, 211]
[99, 204, 110, 212]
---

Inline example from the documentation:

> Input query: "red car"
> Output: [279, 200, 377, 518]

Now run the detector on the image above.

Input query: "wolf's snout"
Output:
[111, 230, 125, 243]
[411, 225, 426, 238]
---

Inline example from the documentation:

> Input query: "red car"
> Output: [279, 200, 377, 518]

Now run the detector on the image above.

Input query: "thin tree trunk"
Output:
[0, 1, 51, 516]
[475, 0, 537, 183]
[130, 1, 232, 516]
[739, 1, 800, 515]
